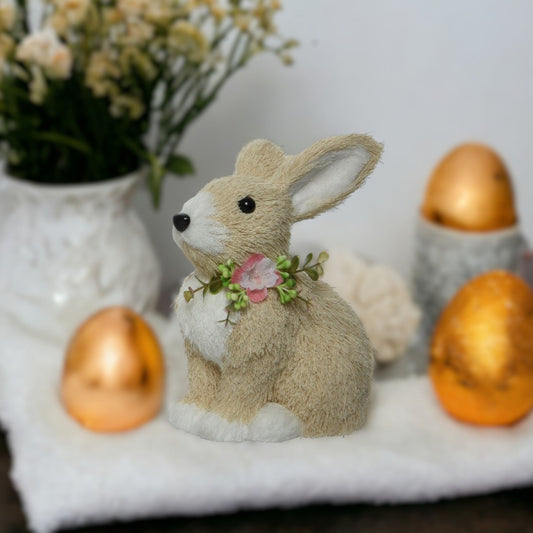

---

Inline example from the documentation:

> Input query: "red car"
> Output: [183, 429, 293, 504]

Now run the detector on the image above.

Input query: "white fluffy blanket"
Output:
[0, 313, 532, 533]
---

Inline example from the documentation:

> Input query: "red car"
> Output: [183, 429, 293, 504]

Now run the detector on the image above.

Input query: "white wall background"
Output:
[134, 0, 533, 290]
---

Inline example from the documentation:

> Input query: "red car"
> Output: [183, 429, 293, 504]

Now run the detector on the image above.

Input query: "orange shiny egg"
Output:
[430, 271, 533, 426]
[61, 307, 164, 432]
[421, 143, 517, 231]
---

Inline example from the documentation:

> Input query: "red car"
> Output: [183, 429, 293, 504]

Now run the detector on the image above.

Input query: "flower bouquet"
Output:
[0, 0, 294, 205]
[0, 0, 294, 342]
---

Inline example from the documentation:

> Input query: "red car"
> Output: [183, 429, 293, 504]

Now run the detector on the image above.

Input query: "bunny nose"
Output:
[173, 213, 190, 232]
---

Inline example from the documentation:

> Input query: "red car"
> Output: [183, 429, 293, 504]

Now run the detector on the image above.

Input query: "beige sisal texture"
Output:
[175, 134, 383, 438]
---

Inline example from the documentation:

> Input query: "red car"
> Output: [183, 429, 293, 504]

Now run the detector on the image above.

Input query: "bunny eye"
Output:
[238, 196, 256, 214]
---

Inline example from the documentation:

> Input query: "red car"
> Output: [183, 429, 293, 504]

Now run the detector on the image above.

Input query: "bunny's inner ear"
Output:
[281, 135, 382, 222]
[234, 139, 286, 179]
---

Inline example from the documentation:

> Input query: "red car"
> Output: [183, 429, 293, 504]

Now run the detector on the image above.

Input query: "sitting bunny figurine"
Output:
[170, 134, 382, 442]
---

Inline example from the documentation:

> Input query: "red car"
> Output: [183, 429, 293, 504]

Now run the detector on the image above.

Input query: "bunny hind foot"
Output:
[168, 401, 301, 442]
[248, 402, 302, 442]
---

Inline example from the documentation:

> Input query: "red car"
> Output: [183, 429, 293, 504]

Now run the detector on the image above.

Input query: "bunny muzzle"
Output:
[171, 190, 229, 255]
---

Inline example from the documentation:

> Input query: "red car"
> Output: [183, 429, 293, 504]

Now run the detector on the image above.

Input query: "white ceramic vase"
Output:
[0, 169, 161, 343]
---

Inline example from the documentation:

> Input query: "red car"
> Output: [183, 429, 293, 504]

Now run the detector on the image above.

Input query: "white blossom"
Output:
[16, 28, 73, 79]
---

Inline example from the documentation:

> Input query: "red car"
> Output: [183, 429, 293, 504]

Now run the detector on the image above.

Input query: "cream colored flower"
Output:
[103, 7, 125, 26]
[168, 20, 208, 63]
[85, 50, 121, 97]
[233, 13, 251, 32]
[185, 0, 199, 12]
[54, 0, 90, 26]
[110, 93, 145, 119]
[188, 0, 219, 10]
[122, 19, 154, 45]
[280, 53, 293, 66]
[16, 28, 73, 79]
[117, 0, 148, 17]
[48, 46, 72, 77]
[252, 4, 276, 33]
[47, 12, 69, 36]
[144, 0, 174, 25]
[120, 46, 157, 80]
[0, 0, 15, 32]
[210, 5, 226, 23]
[248, 40, 264, 56]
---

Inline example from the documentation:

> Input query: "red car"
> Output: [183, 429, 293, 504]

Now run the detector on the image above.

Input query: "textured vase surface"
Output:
[0, 170, 161, 342]
[411, 215, 525, 372]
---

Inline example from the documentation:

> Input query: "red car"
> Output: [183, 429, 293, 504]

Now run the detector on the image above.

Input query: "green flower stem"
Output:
[29, 131, 92, 155]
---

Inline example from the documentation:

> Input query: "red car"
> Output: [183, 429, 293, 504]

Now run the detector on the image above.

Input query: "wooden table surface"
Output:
[1, 429, 532, 533]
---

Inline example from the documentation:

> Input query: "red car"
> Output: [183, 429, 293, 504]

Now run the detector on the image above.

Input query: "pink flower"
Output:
[231, 254, 283, 303]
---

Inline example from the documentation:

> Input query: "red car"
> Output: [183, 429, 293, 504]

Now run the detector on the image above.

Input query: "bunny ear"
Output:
[277, 134, 383, 222]
[234, 139, 286, 179]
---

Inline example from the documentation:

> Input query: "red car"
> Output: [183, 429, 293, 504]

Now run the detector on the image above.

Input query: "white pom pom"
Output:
[323, 250, 421, 364]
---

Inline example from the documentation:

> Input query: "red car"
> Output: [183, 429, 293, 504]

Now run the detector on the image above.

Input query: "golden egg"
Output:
[429, 270, 533, 426]
[61, 307, 165, 432]
[421, 143, 517, 231]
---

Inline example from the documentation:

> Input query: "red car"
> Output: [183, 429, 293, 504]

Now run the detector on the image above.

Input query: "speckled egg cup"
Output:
[411, 214, 526, 372]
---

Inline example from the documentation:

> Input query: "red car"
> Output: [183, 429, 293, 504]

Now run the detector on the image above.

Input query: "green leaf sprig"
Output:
[275, 251, 329, 304]
[183, 252, 329, 326]
[183, 259, 236, 302]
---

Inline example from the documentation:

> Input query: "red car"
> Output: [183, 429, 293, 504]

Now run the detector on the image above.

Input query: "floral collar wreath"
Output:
[184, 252, 329, 325]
